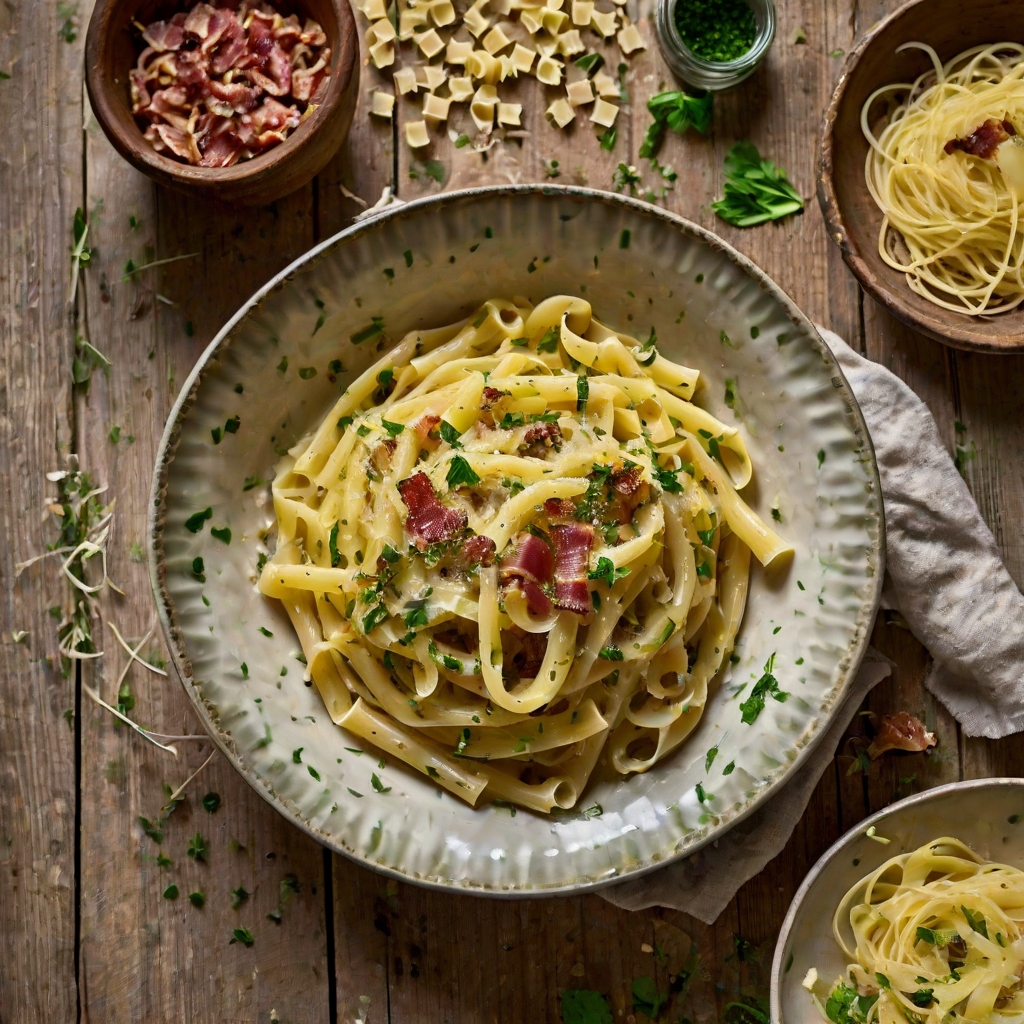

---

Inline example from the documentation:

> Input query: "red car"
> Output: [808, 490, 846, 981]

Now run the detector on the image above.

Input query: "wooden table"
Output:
[4, 0, 1024, 1020]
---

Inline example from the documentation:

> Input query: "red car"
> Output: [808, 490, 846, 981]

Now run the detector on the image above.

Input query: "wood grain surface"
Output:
[3, 0, 1024, 1020]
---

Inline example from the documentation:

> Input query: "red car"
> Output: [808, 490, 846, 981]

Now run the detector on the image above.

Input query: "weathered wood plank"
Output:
[76, 113, 331, 1019]
[0, 1, 83, 1019]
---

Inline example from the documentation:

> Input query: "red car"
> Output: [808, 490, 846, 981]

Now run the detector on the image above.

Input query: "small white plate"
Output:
[771, 778, 1024, 1024]
[150, 185, 883, 895]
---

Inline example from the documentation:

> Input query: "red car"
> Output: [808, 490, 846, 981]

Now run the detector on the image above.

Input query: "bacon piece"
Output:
[147, 123, 201, 163]
[291, 57, 328, 103]
[207, 78, 261, 113]
[945, 119, 1016, 159]
[500, 532, 553, 586]
[611, 465, 642, 496]
[250, 97, 301, 133]
[398, 472, 468, 548]
[867, 712, 937, 759]
[461, 535, 497, 568]
[141, 14, 186, 52]
[544, 497, 577, 521]
[183, 3, 216, 39]
[413, 414, 441, 443]
[550, 523, 594, 615]
[482, 386, 505, 407]
[207, 11, 249, 76]
[524, 421, 562, 446]
[518, 580, 552, 619]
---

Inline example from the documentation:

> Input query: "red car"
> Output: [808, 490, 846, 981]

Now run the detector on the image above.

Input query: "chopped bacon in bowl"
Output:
[130, 1, 331, 168]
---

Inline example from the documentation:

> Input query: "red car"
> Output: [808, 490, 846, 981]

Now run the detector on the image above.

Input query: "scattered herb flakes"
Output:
[817, 449, 826, 469]
[230, 927, 255, 947]
[599, 128, 617, 151]
[738, 653, 788, 724]
[231, 886, 250, 910]
[258, 626, 273, 637]
[280, 874, 301, 902]
[191, 556, 206, 582]
[619, 228, 631, 249]
[298, 366, 317, 379]
[307, 765, 321, 782]
[705, 746, 719, 772]
[210, 526, 231, 545]
[243, 475, 264, 492]
[140, 816, 164, 844]
[185, 507, 213, 533]
[188, 890, 206, 908]
[599, 645, 624, 661]
[350, 317, 385, 346]
[712, 141, 804, 228]
[724, 378, 738, 409]
[454, 133, 470, 148]
[347, 787, 364, 797]
[163, 883, 179, 900]
[186, 832, 209, 863]
[370, 773, 391, 793]
[276, 356, 289, 373]
[723, 760, 736, 775]
[201, 791, 221, 814]
[266, 908, 283, 924]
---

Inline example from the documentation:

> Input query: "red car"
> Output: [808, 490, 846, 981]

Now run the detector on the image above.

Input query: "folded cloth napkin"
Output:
[602, 327, 1024, 923]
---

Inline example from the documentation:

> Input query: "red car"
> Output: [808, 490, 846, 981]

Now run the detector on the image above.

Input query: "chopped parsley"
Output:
[439, 420, 463, 448]
[230, 927, 255, 948]
[184, 507, 213, 533]
[370, 773, 391, 793]
[186, 832, 208, 862]
[738, 653, 787, 724]
[201, 792, 221, 813]
[446, 455, 480, 489]
[599, 645, 624, 661]
[588, 556, 630, 588]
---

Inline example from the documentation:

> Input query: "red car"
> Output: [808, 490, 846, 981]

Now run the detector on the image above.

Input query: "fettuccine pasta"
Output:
[258, 294, 791, 812]
[813, 837, 1024, 1024]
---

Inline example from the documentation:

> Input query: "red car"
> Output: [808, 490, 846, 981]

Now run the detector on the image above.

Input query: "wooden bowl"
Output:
[819, 0, 1024, 353]
[85, 0, 359, 206]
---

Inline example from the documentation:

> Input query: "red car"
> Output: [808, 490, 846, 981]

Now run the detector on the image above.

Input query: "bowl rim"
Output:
[769, 776, 1024, 1023]
[148, 183, 886, 896]
[818, 0, 1024, 354]
[83, 0, 358, 189]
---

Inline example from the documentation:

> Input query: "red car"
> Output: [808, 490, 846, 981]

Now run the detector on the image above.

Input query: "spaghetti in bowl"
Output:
[151, 186, 882, 892]
[256, 294, 791, 814]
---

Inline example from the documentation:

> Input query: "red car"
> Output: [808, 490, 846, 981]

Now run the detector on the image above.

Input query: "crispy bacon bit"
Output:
[519, 420, 563, 458]
[544, 497, 577, 521]
[370, 438, 397, 476]
[461, 534, 497, 568]
[398, 472, 467, 548]
[945, 119, 1016, 159]
[518, 580, 553, 620]
[412, 414, 441, 446]
[867, 712, 937, 759]
[551, 523, 594, 615]
[131, 2, 331, 168]
[482, 387, 505, 408]
[611, 465, 642, 496]
[500, 532, 553, 586]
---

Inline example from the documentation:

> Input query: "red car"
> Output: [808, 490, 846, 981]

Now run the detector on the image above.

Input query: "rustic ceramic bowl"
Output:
[150, 185, 884, 894]
[771, 778, 1024, 1024]
[85, 0, 359, 205]
[819, 0, 1024, 353]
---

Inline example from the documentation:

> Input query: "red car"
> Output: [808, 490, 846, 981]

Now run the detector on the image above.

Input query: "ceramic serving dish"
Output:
[819, 0, 1024, 353]
[150, 185, 884, 895]
[771, 778, 1024, 1024]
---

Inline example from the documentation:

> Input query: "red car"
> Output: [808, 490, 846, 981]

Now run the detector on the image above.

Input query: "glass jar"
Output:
[654, 0, 776, 92]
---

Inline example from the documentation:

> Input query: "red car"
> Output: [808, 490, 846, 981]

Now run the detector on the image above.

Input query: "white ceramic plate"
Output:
[771, 779, 1024, 1024]
[150, 185, 883, 894]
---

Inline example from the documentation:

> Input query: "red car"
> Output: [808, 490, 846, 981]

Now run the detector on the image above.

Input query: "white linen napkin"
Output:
[602, 327, 1024, 922]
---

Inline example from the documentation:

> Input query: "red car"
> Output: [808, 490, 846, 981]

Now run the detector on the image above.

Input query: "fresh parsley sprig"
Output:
[711, 142, 804, 228]
[738, 653, 788, 724]
[640, 91, 713, 160]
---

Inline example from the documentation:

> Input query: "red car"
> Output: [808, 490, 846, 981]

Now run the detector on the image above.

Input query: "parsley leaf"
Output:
[439, 420, 463, 448]
[711, 142, 804, 228]
[186, 832, 208, 862]
[738, 653, 787, 724]
[446, 455, 480, 489]
[230, 927, 255, 947]
[588, 556, 630, 588]
[640, 90, 713, 159]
